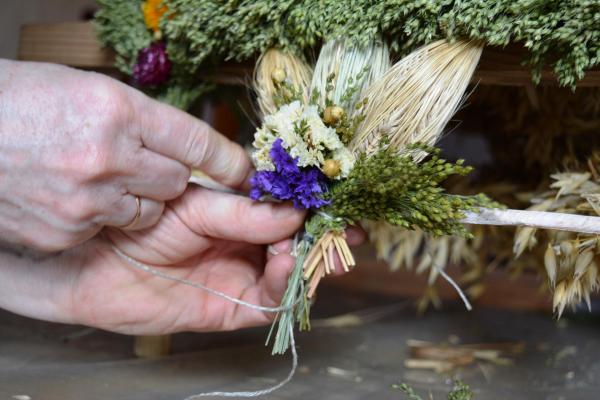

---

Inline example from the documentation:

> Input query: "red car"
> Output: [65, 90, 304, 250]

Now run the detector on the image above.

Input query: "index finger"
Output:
[136, 96, 252, 189]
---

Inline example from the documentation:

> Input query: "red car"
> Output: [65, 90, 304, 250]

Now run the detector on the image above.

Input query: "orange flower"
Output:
[141, 0, 168, 33]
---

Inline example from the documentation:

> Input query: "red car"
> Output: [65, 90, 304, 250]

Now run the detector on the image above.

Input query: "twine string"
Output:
[426, 246, 472, 311]
[184, 323, 297, 399]
[112, 246, 299, 398]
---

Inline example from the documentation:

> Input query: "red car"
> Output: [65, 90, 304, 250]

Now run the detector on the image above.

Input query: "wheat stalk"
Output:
[310, 38, 390, 110]
[350, 40, 483, 156]
[254, 49, 313, 117]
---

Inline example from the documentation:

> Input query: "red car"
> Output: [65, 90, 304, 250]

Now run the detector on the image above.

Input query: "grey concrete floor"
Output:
[1, 290, 599, 400]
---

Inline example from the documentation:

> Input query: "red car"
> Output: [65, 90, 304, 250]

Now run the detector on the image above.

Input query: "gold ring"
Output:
[121, 195, 142, 229]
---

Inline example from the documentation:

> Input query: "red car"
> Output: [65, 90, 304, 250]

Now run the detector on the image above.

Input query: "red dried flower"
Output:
[133, 42, 172, 86]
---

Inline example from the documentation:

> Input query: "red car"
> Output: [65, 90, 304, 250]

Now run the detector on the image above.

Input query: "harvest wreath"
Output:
[95, 0, 600, 396]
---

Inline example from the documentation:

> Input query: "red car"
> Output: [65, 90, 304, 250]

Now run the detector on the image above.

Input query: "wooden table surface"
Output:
[1, 285, 599, 400]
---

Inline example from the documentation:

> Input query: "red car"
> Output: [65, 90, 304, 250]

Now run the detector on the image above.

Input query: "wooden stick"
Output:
[134, 335, 171, 358]
[303, 238, 324, 277]
[304, 251, 322, 280]
[462, 208, 600, 235]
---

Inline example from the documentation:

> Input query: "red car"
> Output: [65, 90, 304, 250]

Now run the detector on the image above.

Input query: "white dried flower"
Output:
[251, 100, 355, 177]
[263, 101, 302, 136]
[331, 147, 355, 179]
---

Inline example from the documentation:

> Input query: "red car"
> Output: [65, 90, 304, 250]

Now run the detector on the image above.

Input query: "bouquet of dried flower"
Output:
[246, 39, 502, 354]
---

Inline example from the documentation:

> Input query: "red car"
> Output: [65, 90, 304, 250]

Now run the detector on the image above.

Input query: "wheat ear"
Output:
[254, 49, 313, 116]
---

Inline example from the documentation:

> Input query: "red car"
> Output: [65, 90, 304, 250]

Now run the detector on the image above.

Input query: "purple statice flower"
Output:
[250, 171, 293, 201]
[270, 138, 299, 176]
[293, 168, 330, 209]
[133, 42, 172, 86]
[250, 139, 330, 209]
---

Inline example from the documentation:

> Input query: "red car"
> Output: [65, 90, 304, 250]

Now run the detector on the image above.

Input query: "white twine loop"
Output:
[316, 211, 343, 222]
[112, 246, 299, 398]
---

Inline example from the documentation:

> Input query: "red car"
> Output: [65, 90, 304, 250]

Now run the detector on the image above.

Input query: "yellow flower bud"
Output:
[322, 159, 341, 178]
[142, 0, 168, 33]
[323, 105, 344, 125]
[271, 68, 286, 84]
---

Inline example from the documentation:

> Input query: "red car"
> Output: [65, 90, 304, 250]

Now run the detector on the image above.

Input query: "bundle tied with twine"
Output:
[252, 39, 489, 356]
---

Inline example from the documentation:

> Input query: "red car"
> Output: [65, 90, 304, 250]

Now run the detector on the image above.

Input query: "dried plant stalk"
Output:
[350, 40, 483, 156]
[310, 38, 390, 110]
[254, 49, 313, 116]
[303, 231, 355, 298]
[464, 208, 600, 235]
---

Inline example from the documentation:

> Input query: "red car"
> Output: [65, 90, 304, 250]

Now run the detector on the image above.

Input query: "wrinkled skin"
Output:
[0, 187, 364, 334]
[0, 59, 250, 252]
[0, 59, 365, 333]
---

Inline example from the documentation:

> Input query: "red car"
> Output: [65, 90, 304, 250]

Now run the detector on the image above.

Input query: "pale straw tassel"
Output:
[310, 38, 391, 110]
[302, 231, 355, 298]
[350, 40, 483, 156]
[254, 49, 312, 117]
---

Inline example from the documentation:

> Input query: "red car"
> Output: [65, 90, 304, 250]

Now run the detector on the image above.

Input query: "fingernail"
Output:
[272, 204, 301, 220]
[272, 240, 292, 254]
[267, 245, 279, 255]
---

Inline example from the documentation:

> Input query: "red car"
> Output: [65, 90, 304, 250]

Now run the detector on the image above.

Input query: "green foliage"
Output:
[96, 0, 600, 96]
[327, 143, 497, 237]
[393, 383, 424, 400]
[448, 380, 474, 400]
[393, 380, 474, 400]
[94, 0, 208, 109]
[94, 0, 151, 74]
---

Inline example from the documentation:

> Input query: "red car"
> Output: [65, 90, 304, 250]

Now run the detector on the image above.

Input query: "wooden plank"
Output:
[18, 21, 600, 87]
[133, 335, 171, 358]
[474, 45, 600, 87]
[18, 21, 115, 68]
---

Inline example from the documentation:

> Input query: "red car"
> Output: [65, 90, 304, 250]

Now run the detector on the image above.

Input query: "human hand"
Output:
[0, 186, 365, 334]
[0, 59, 250, 251]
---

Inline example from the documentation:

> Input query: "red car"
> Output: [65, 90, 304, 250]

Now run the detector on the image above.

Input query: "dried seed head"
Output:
[574, 249, 594, 280]
[553, 281, 567, 317]
[544, 244, 557, 287]
[559, 241, 574, 257]
[322, 159, 341, 178]
[513, 227, 537, 258]
[323, 105, 344, 125]
[271, 68, 286, 84]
